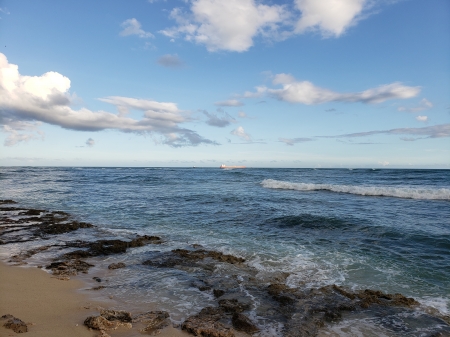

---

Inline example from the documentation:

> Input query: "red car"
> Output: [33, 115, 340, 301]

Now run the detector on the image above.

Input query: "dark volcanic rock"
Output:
[69, 235, 162, 257]
[1, 314, 28, 333]
[172, 249, 245, 264]
[0, 200, 17, 204]
[39, 221, 93, 235]
[213, 289, 225, 298]
[63, 249, 92, 259]
[133, 311, 170, 333]
[192, 279, 211, 291]
[218, 299, 250, 313]
[182, 307, 235, 337]
[20, 209, 45, 216]
[231, 313, 259, 334]
[108, 262, 126, 270]
[46, 260, 94, 276]
[100, 309, 132, 322]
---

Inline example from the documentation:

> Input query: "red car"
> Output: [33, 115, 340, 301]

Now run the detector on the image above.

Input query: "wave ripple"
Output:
[261, 179, 450, 200]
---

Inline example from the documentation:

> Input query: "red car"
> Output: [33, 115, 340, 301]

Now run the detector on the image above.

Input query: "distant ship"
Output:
[220, 164, 246, 169]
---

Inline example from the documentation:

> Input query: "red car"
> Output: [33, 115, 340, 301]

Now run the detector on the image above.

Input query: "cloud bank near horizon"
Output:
[323, 124, 450, 141]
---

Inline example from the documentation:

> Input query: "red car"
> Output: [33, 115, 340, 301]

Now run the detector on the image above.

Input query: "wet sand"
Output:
[0, 262, 188, 337]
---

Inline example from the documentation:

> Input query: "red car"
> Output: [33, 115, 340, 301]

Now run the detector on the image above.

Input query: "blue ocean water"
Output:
[1, 167, 449, 335]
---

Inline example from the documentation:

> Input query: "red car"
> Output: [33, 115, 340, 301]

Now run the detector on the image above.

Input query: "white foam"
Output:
[261, 179, 450, 200]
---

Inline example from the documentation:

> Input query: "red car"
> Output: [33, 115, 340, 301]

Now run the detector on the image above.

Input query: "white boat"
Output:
[220, 164, 246, 169]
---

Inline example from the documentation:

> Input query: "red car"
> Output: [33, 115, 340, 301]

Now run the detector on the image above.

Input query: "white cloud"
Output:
[242, 73, 420, 105]
[2, 121, 44, 146]
[242, 86, 267, 98]
[85, 138, 95, 147]
[295, 0, 366, 37]
[202, 109, 236, 127]
[398, 98, 433, 112]
[279, 137, 313, 145]
[215, 99, 244, 107]
[324, 123, 450, 140]
[160, 0, 287, 52]
[0, 53, 216, 147]
[416, 115, 428, 122]
[157, 54, 184, 68]
[160, 0, 386, 51]
[0, 7, 10, 16]
[238, 111, 248, 118]
[378, 161, 389, 166]
[120, 18, 154, 38]
[231, 126, 251, 141]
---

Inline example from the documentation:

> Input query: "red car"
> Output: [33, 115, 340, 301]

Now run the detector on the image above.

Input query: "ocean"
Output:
[1, 167, 449, 336]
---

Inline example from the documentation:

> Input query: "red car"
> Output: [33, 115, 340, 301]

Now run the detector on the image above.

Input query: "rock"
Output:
[108, 262, 126, 270]
[172, 249, 245, 264]
[39, 221, 93, 235]
[182, 307, 235, 337]
[213, 289, 225, 298]
[0, 200, 17, 204]
[63, 250, 92, 259]
[192, 280, 211, 291]
[231, 313, 259, 334]
[90, 286, 105, 291]
[267, 283, 296, 305]
[356, 289, 419, 308]
[21, 209, 45, 216]
[46, 260, 94, 276]
[93, 277, 102, 283]
[1, 314, 28, 333]
[100, 309, 132, 323]
[133, 311, 169, 333]
[84, 316, 117, 331]
[65, 235, 162, 257]
[218, 299, 250, 313]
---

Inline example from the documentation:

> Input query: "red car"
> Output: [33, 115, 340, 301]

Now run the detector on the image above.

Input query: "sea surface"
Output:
[1, 167, 449, 336]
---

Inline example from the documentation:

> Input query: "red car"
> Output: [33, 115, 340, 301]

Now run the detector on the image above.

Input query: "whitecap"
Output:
[261, 179, 450, 200]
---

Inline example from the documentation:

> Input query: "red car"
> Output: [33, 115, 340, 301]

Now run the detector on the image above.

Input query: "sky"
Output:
[0, 0, 449, 168]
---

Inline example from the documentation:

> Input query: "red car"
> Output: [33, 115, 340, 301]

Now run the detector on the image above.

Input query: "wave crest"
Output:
[261, 179, 450, 200]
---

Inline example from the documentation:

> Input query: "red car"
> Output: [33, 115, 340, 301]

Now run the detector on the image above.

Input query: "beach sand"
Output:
[0, 262, 189, 337]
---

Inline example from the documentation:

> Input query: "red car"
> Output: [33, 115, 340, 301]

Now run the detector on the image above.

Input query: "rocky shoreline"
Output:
[1, 199, 449, 337]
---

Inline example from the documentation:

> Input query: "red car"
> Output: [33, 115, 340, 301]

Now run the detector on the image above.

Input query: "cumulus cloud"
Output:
[202, 109, 236, 127]
[160, 0, 287, 52]
[215, 99, 244, 107]
[323, 123, 450, 140]
[157, 54, 184, 68]
[378, 161, 389, 166]
[160, 0, 385, 51]
[85, 138, 95, 147]
[416, 115, 428, 122]
[398, 98, 433, 112]
[231, 126, 251, 141]
[295, 0, 366, 37]
[0, 53, 216, 147]
[238, 111, 248, 118]
[120, 18, 154, 38]
[242, 73, 420, 105]
[279, 137, 313, 145]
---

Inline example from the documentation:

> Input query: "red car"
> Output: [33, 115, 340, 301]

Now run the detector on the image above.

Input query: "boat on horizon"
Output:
[220, 164, 246, 169]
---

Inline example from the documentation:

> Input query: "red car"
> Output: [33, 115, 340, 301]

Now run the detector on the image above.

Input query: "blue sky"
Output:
[0, 0, 449, 168]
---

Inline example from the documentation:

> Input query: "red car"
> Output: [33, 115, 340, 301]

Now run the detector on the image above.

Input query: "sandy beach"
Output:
[0, 262, 189, 337]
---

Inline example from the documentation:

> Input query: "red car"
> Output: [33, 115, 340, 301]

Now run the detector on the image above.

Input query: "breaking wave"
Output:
[261, 179, 450, 200]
